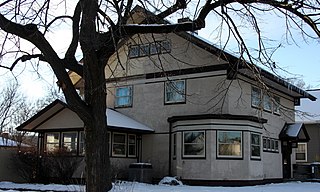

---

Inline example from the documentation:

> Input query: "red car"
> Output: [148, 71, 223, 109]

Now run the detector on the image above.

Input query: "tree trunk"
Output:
[83, 55, 112, 192]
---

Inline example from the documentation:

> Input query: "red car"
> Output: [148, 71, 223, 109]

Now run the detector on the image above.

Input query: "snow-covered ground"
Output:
[1, 181, 320, 192]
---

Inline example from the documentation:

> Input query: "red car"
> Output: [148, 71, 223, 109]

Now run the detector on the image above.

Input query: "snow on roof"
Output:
[285, 123, 304, 137]
[106, 109, 154, 132]
[0, 136, 25, 147]
[296, 89, 320, 122]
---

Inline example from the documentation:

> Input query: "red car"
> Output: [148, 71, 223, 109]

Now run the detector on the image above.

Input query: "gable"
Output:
[106, 33, 228, 79]
[35, 108, 83, 131]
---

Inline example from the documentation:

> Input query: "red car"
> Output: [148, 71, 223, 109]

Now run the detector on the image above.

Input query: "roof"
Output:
[279, 123, 310, 142]
[16, 99, 154, 133]
[129, 6, 316, 101]
[0, 136, 28, 147]
[295, 89, 320, 122]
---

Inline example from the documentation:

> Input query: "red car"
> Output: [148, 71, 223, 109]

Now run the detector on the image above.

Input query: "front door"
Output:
[282, 141, 292, 179]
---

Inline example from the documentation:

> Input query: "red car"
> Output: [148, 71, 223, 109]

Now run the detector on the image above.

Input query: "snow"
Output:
[1, 181, 320, 192]
[106, 109, 154, 132]
[285, 123, 304, 137]
[0, 137, 27, 147]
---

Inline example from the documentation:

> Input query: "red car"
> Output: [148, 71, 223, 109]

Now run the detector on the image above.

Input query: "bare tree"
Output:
[0, 1, 319, 191]
[0, 81, 24, 133]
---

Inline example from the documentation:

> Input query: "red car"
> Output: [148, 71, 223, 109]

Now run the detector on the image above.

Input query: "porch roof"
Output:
[16, 100, 154, 133]
[279, 123, 310, 142]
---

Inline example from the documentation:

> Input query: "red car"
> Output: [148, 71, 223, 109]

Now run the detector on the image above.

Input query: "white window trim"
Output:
[251, 133, 261, 159]
[182, 131, 205, 158]
[296, 142, 308, 162]
[112, 132, 127, 157]
[115, 86, 133, 108]
[217, 131, 242, 159]
[128, 134, 137, 158]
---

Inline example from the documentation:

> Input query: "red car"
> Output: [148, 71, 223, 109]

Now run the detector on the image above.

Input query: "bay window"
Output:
[217, 131, 242, 158]
[183, 131, 205, 158]
[251, 133, 261, 159]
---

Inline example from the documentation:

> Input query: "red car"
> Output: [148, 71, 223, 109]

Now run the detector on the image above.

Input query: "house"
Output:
[0, 134, 30, 182]
[293, 89, 320, 178]
[16, 6, 317, 185]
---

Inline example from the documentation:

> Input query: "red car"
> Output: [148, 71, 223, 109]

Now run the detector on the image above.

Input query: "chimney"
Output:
[177, 18, 198, 35]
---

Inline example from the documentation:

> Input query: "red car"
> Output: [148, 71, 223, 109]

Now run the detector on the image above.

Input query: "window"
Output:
[165, 80, 186, 104]
[128, 134, 136, 157]
[296, 143, 307, 162]
[251, 133, 261, 159]
[140, 44, 149, 56]
[128, 40, 171, 58]
[150, 42, 161, 55]
[263, 137, 279, 153]
[263, 94, 272, 112]
[274, 96, 280, 114]
[62, 132, 78, 154]
[115, 86, 132, 107]
[183, 131, 205, 158]
[161, 40, 171, 53]
[251, 87, 261, 108]
[45, 133, 60, 153]
[79, 131, 85, 155]
[173, 133, 177, 158]
[112, 133, 126, 157]
[128, 45, 140, 58]
[217, 131, 242, 158]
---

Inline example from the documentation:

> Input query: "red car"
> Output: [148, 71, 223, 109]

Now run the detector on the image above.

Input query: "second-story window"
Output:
[115, 86, 133, 108]
[263, 94, 272, 112]
[165, 80, 186, 104]
[251, 87, 261, 108]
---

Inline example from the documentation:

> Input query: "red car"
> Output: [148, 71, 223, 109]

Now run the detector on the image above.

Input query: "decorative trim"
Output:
[168, 114, 267, 124]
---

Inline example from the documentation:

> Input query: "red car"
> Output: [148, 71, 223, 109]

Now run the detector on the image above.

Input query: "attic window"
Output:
[128, 40, 171, 58]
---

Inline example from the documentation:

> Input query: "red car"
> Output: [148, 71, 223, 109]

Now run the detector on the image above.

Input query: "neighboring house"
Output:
[0, 135, 29, 182]
[16, 6, 317, 185]
[293, 89, 320, 178]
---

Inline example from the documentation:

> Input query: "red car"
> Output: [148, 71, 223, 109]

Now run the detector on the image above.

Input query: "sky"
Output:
[0, 1, 319, 100]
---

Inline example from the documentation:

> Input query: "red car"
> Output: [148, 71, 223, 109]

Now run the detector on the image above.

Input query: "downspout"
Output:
[168, 121, 172, 176]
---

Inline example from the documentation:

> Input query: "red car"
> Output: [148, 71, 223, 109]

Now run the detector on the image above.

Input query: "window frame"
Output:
[128, 134, 137, 158]
[295, 142, 308, 162]
[217, 130, 243, 159]
[273, 96, 281, 115]
[173, 133, 177, 158]
[45, 132, 60, 153]
[251, 87, 262, 108]
[251, 133, 261, 160]
[263, 94, 272, 112]
[165, 80, 186, 104]
[112, 132, 127, 157]
[182, 131, 206, 159]
[128, 45, 140, 58]
[79, 131, 85, 156]
[115, 86, 133, 108]
[61, 132, 78, 155]
[263, 137, 279, 153]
